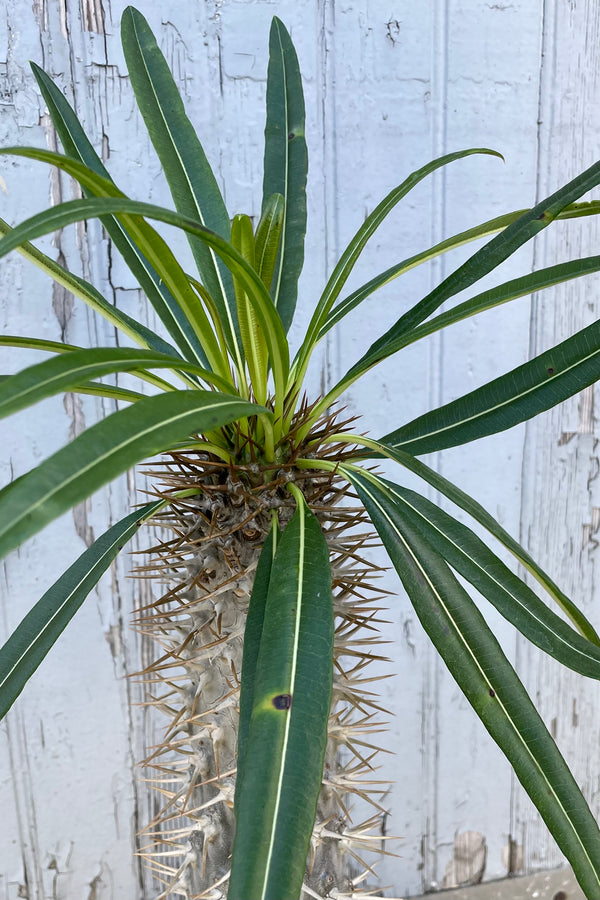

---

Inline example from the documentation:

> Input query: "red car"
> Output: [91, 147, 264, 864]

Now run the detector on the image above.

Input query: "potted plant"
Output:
[2, 8, 600, 899]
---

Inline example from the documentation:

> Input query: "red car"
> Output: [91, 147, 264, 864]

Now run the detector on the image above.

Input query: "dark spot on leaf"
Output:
[489, 689, 495, 698]
[547, 367, 555, 374]
[135, 520, 142, 527]
[288, 131, 295, 140]
[536, 211, 549, 220]
[272, 693, 292, 710]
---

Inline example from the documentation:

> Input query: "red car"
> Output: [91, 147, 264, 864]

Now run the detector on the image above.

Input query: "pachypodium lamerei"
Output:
[3, 8, 600, 900]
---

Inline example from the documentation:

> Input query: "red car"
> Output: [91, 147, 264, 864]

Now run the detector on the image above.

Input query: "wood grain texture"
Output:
[514, 0, 600, 881]
[0, 1, 598, 897]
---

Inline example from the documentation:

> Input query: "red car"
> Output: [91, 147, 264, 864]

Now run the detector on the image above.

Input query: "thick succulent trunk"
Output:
[136, 433, 389, 899]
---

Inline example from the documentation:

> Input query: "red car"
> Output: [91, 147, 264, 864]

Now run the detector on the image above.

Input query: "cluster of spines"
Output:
[131, 416, 396, 899]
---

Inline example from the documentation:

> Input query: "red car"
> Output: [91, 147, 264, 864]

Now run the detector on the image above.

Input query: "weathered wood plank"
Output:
[515, 0, 600, 879]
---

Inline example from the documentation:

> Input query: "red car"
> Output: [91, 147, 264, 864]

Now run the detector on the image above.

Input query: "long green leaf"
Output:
[229, 491, 333, 900]
[0, 336, 179, 394]
[255, 193, 285, 292]
[380, 316, 600, 455]
[352, 437, 600, 644]
[5, 150, 223, 379]
[348, 157, 600, 381]
[120, 7, 240, 360]
[231, 213, 268, 403]
[57, 381, 145, 404]
[0, 499, 165, 720]
[0, 216, 178, 358]
[293, 148, 502, 386]
[320, 201, 600, 338]
[235, 519, 280, 807]
[31, 63, 211, 368]
[0, 374, 145, 405]
[0, 347, 233, 420]
[0, 182, 290, 401]
[391, 255, 600, 352]
[381, 478, 600, 678]
[346, 467, 600, 898]
[262, 17, 308, 333]
[0, 391, 263, 560]
[317, 255, 600, 419]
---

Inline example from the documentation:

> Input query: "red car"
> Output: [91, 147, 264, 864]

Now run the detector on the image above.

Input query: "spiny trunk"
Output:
[134, 417, 390, 899]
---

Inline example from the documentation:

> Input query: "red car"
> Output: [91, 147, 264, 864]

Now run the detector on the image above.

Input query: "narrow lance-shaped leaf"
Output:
[255, 193, 285, 292]
[262, 17, 308, 333]
[0, 184, 290, 406]
[0, 347, 232, 421]
[31, 63, 211, 369]
[120, 7, 241, 359]
[5, 149, 228, 382]
[348, 155, 600, 381]
[229, 490, 333, 900]
[293, 148, 503, 389]
[55, 381, 145, 404]
[313, 254, 600, 422]
[320, 201, 600, 338]
[0, 215, 179, 359]
[393, 255, 600, 354]
[0, 336, 176, 395]
[0, 499, 166, 720]
[346, 467, 600, 899]
[0, 391, 264, 561]
[352, 436, 600, 644]
[381, 478, 600, 678]
[235, 519, 280, 806]
[379, 315, 600, 455]
[231, 214, 268, 403]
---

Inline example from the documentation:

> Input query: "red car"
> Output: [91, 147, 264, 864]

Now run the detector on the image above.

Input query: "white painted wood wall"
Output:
[1, 1, 599, 897]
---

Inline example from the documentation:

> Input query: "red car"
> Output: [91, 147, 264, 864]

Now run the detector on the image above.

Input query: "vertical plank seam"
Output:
[316, 0, 338, 395]
[423, 0, 449, 889]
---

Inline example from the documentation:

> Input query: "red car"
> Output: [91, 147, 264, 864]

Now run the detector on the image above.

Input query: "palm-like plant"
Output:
[3, 8, 600, 900]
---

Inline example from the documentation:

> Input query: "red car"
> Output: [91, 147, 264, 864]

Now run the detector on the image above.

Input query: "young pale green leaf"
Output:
[235, 519, 280, 807]
[330, 258, 600, 424]
[347, 468, 600, 898]
[0, 216, 179, 359]
[352, 437, 600, 644]
[255, 193, 285, 292]
[231, 214, 268, 403]
[0, 334, 182, 394]
[229, 492, 333, 900]
[262, 17, 308, 334]
[320, 201, 600, 339]
[314, 254, 600, 423]
[293, 147, 503, 387]
[347, 156, 600, 382]
[0, 499, 165, 720]
[0, 335, 80, 353]
[0, 347, 235, 421]
[382, 479, 600, 678]
[0, 391, 263, 561]
[389, 255, 600, 353]
[0, 184, 290, 407]
[3, 148, 226, 379]
[379, 316, 600, 455]
[0, 374, 144, 405]
[59, 381, 145, 404]
[120, 7, 241, 360]
[31, 64, 212, 369]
